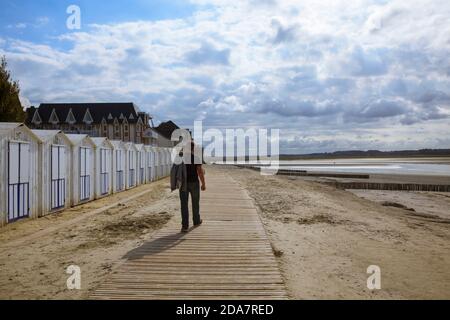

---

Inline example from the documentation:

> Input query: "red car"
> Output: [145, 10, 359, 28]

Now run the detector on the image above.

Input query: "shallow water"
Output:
[286, 163, 450, 176]
[257, 158, 450, 176]
[281, 159, 450, 176]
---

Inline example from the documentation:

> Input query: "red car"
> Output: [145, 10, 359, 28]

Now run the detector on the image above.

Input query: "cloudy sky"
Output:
[1, 0, 449, 154]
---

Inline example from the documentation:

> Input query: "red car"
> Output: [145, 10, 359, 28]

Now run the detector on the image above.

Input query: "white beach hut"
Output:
[161, 148, 167, 178]
[0, 123, 41, 225]
[144, 146, 156, 182]
[111, 140, 126, 193]
[32, 130, 72, 216]
[160, 148, 167, 177]
[91, 137, 114, 199]
[135, 144, 146, 185]
[169, 148, 174, 174]
[125, 143, 138, 189]
[161, 147, 168, 178]
[66, 134, 96, 206]
[154, 147, 162, 180]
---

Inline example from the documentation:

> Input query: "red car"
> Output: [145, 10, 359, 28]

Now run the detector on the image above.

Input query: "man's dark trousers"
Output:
[179, 181, 201, 229]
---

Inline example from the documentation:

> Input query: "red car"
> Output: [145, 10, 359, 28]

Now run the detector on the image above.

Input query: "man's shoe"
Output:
[194, 220, 203, 227]
[181, 227, 189, 233]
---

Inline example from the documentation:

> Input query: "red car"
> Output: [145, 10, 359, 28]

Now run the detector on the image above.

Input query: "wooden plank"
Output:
[92, 167, 287, 300]
[104, 278, 284, 283]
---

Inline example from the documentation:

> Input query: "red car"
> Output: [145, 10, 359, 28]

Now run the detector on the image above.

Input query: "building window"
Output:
[124, 124, 129, 138]
[114, 123, 120, 137]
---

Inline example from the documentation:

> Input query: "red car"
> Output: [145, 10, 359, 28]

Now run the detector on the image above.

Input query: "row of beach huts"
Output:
[0, 123, 173, 226]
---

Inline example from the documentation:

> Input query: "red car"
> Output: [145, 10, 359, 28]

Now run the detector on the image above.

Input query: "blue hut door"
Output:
[139, 152, 145, 183]
[129, 150, 135, 187]
[8, 141, 30, 222]
[147, 152, 152, 181]
[79, 147, 91, 201]
[116, 150, 124, 191]
[51, 145, 66, 209]
[100, 148, 110, 195]
[152, 151, 156, 180]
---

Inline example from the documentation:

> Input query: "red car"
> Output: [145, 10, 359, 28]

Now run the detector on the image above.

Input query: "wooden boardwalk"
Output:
[91, 169, 288, 300]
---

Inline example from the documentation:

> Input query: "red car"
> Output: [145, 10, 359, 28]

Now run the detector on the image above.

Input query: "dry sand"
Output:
[222, 166, 450, 299]
[0, 178, 177, 299]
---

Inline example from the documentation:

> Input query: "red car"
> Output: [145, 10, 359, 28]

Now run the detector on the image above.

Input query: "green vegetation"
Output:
[0, 56, 25, 122]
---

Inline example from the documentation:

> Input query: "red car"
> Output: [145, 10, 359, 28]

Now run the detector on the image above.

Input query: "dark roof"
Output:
[26, 107, 37, 122]
[26, 103, 149, 125]
[154, 121, 180, 139]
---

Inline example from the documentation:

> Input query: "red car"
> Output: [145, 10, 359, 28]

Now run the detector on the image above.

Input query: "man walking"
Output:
[171, 142, 206, 233]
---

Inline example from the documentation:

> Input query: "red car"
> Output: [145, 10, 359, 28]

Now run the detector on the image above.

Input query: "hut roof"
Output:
[110, 140, 126, 149]
[31, 130, 61, 142]
[65, 134, 94, 147]
[91, 137, 114, 148]
[0, 122, 41, 141]
[125, 142, 138, 151]
[0, 123, 24, 138]
[135, 144, 145, 151]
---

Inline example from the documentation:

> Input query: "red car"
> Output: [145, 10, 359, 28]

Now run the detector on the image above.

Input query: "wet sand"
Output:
[349, 190, 450, 220]
[306, 173, 450, 185]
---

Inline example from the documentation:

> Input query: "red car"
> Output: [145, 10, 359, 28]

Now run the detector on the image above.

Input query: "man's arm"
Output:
[197, 165, 206, 191]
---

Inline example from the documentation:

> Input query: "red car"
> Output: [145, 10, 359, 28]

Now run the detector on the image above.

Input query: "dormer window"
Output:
[124, 122, 129, 140]
[49, 109, 60, 124]
[101, 118, 108, 135]
[31, 110, 42, 125]
[114, 118, 120, 137]
[66, 108, 76, 124]
[136, 117, 143, 134]
[83, 108, 93, 124]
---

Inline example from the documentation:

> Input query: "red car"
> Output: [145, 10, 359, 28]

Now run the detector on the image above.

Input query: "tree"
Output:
[0, 56, 26, 122]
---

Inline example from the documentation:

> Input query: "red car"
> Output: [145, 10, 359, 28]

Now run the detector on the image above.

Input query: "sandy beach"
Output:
[0, 165, 449, 299]
[0, 178, 178, 299]
[223, 166, 450, 299]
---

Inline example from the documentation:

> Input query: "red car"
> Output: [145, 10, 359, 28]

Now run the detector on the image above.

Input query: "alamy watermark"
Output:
[170, 121, 280, 175]
[66, 5, 81, 30]
[367, 265, 381, 290]
[66, 265, 81, 290]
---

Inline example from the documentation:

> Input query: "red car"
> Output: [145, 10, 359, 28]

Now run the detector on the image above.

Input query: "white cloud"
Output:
[1, 0, 449, 152]
[7, 23, 27, 29]
[19, 95, 31, 109]
[35, 17, 50, 27]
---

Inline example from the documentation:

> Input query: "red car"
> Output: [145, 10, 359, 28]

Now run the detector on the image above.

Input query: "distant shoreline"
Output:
[215, 150, 450, 162]
[280, 155, 450, 160]
[279, 149, 450, 160]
